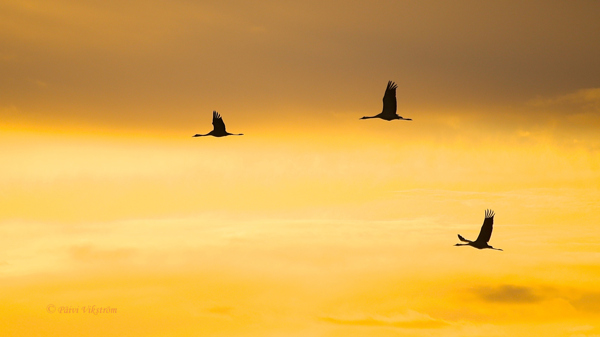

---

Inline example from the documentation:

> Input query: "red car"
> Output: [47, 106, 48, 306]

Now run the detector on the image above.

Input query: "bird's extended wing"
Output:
[212, 111, 226, 133]
[381, 81, 398, 118]
[475, 209, 495, 244]
[457, 234, 470, 242]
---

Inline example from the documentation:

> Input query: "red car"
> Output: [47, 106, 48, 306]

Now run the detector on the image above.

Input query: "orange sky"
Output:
[2, 0, 600, 130]
[1, 1, 600, 336]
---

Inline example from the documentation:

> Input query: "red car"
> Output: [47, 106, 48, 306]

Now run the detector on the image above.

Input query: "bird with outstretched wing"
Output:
[455, 209, 502, 251]
[193, 111, 243, 137]
[361, 81, 412, 121]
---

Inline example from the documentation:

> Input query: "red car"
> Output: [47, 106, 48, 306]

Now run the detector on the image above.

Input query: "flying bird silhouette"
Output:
[360, 81, 412, 121]
[455, 209, 503, 251]
[193, 111, 243, 137]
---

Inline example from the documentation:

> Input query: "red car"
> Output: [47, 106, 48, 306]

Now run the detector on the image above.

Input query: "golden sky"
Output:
[1, 1, 600, 336]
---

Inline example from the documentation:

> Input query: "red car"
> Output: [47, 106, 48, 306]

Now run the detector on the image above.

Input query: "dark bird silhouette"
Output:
[360, 81, 412, 121]
[193, 111, 243, 137]
[455, 209, 503, 251]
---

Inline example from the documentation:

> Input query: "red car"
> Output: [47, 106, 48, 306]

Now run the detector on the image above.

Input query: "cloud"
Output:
[69, 245, 135, 262]
[529, 88, 600, 112]
[474, 285, 543, 303]
[319, 311, 450, 329]
[206, 306, 234, 316]
[476, 284, 600, 313]
[571, 292, 600, 313]
[568, 325, 595, 333]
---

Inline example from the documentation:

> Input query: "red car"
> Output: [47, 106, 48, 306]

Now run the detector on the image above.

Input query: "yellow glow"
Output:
[2, 111, 600, 336]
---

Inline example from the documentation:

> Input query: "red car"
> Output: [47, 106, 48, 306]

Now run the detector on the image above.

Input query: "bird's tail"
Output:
[457, 234, 470, 242]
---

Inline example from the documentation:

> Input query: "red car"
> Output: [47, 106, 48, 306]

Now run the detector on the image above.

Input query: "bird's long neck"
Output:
[454, 243, 470, 247]
[360, 116, 377, 119]
[193, 134, 209, 137]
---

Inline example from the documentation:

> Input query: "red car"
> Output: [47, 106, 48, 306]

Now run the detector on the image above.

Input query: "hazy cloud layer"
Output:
[69, 245, 136, 262]
[473, 283, 600, 314]
[206, 306, 234, 316]
[320, 311, 450, 329]
[1, 2, 600, 336]
[572, 292, 600, 313]
[475, 284, 543, 303]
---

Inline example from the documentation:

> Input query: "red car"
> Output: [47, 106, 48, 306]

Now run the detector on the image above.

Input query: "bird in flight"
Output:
[193, 111, 243, 137]
[360, 81, 412, 121]
[455, 209, 503, 251]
